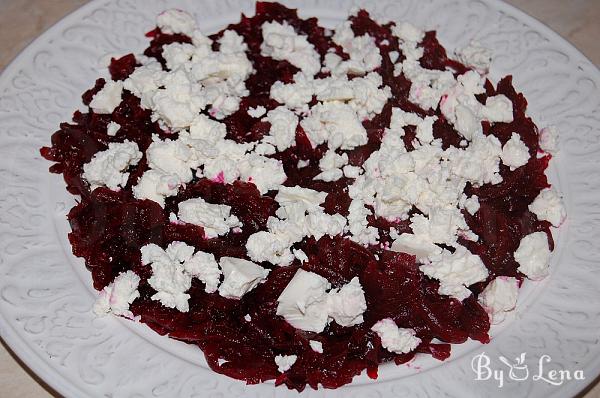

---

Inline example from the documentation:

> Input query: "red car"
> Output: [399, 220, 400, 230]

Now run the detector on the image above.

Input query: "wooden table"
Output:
[1, 0, 598, 396]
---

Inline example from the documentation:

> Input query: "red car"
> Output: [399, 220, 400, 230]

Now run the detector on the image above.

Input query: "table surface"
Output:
[1, 0, 599, 397]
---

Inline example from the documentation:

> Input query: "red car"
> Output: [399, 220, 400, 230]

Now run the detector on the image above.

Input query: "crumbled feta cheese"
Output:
[529, 188, 566, 227]
[189, 114, 227, 144]
[514, 232, 551, 280]
[371, 318, 421, 354]
[478, 276, 519, 324]
[238, 154, 287, 194]
[247, 105, 267, 118]
[141, 242, 197, 312]
[276, 269, 366, 332]
[157, 9, 196, 36]
[218, 257, 270, 299]
[93, 271, 140, 318]
[314, 149, 348, 182]
[343, 165, 362, 179]
[270, 72, 314, 112]
[293, 248, 309, 263]
[301, 102, 367, 150]
[177, 197, 242, 238]
[182, 250, 222, 293]
[539, 126, 559, 154]
[457, 41, 493, 73]
[244, 314, 252, 322]
[106, 121, 121, 136]
[276, 269, 331, 332]
[90, 80, 123, 114]
[132, 169, 180, 207]
[309, 340, 323, 353]
[261, 21, 321, 76]
[327, 277, 367, 327]
[420, 246, 488, 300]
[146, 136, 199, 183]
[83, 140, 142, 191]
[347, 198, 380, 245]
[274, 354, 297, 373]
[501, 133, 530, 170]
[461, 194, 480, 215]
[327, 21, 381, 76]
[263, 106, 298, 151]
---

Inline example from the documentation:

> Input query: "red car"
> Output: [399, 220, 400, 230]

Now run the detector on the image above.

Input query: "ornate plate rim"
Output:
[0, 0, 599, 397]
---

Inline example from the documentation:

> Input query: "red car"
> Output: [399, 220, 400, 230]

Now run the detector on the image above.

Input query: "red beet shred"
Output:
[40, 2, 554, 391]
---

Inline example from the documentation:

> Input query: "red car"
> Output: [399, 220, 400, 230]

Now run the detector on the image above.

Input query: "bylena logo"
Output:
[471, 352, 585, 388]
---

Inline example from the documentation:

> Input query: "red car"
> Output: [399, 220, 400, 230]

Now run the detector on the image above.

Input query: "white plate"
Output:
[0, 0, 599, 397]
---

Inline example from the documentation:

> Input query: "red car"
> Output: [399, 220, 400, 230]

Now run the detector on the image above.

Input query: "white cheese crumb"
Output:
[314, 149, 348, 182]
[274, 354, 297, 373]
[327, 21, 381, 76]
[301, 102, 368, 150]
[326, 277, 367, 327]
[293, 248, 309, 263]
[218, 257, 269, 299]
[501, 133, 530, 170]
[457, 41, 493, 73]
[244, 314, 252, 322]
[157, 9, 197, 36]
[309, 340, 323, 353]
[478, 276, 519, 324]
[82, 140, 142, 191]
[371, 318, 421, 354]
[261, 21, 321, 76]
[182, 250, 222, 293]
[177, 197, 242, 238]
[132, 169, 180, 207]
[514, 232, 551, 280]
[93, 271, 140, 318]
[106, 121, 121, 136]
[141, 242, 196, 312]
[276, 269, 331, 332]
[90, 80, 123, 114]
[528, 188, 566, 227]
[420, 246, 489, 300]
[276, 270, 367, 332]
[263, 106, 298, 151]
[247, 105, 267, 118]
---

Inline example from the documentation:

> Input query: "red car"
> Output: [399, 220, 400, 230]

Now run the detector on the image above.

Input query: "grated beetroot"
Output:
[40, 2, 555, 391]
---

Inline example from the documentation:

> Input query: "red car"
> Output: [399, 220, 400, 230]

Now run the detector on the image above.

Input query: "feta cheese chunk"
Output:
[514, 232, 551, 280]
[420, 246, 489, 300]
[327, 21, 381, 76]
[276, 269, 331, 333]
[456, 41, 493, 73]
[183, 250, 222, 293]
[218, 257, 269, 299]
[327, 277, 367, 327]
[261, 21, 321, 76]
[141, 242, 196, 312]
[90, 80, 123, 114]
[371, 318, 421, 354]
[301, 102, 368, 150]
[83, 140, 142, 191]
[529, 188, 566, 227]
[274, 354, 297, 373]
[106, 121, 121, 136]
[309, 340, 323, 353]
[478, 276, 519, 324]
[501, 133, 530, 170]
[263, 106, 298, 151]
[157, 9, 196, 36]
[93, 271, 140, 318]
[177, 197, 242, 238]
[133, 169, 180, 207]
[247, 105, 267, 118]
